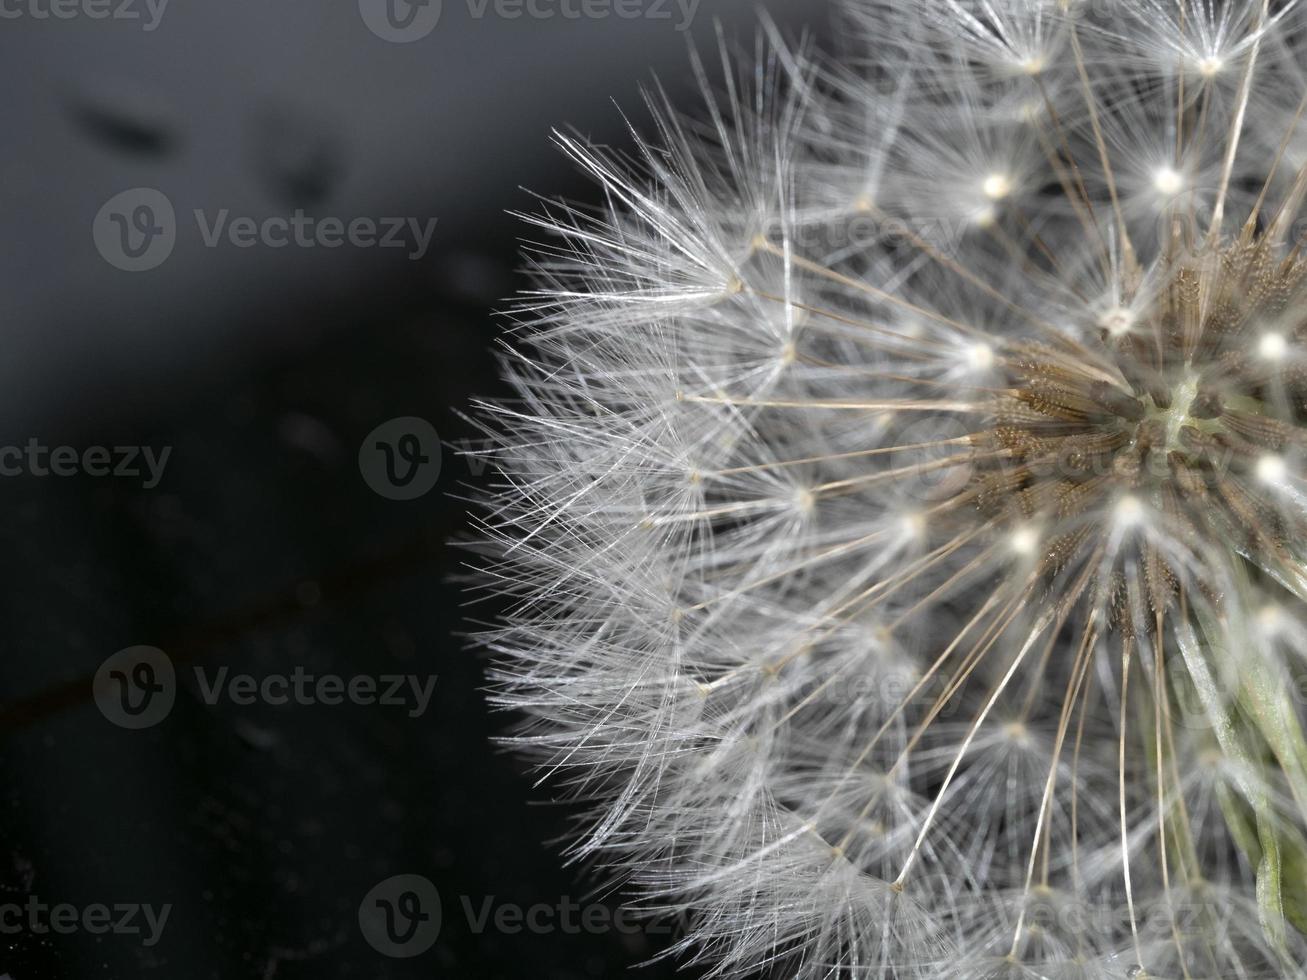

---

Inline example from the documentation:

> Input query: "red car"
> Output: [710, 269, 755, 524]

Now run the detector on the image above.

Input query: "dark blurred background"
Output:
[0, 1, 828, 977]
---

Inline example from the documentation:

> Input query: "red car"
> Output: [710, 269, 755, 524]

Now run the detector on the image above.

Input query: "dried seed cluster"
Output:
[978, 234, 1307, 631]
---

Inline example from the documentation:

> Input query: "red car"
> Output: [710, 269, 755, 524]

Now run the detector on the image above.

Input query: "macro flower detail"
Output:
[472, 1, 1307, 976]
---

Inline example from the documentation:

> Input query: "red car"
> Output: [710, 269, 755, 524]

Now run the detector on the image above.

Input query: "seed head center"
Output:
[1146, 373, 1201, 454]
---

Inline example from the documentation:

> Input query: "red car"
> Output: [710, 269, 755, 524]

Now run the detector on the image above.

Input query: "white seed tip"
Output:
[1257, 454, 1287, 484]
[900, 512, 926, 539]
[982, 173, 1012, 201]
[1197, 56, 1223, 78]
[1153, 167, 1184, 196]
[1002, 721, 1030, 743]
[967, 342, 995, 371]
[1115, 495, 1144, 526]
[1010, 526, 1039, 557]
[1099, 307, 1134, 337]
[1257, 604, 1284, 635]
[1258, 332, 1288, 361]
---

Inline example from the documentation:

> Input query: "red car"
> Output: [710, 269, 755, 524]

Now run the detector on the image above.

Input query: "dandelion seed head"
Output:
[474, 0, 1307, 976]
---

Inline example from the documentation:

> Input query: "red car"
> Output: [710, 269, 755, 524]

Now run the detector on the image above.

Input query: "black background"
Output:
[0, 0, 829, 977]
